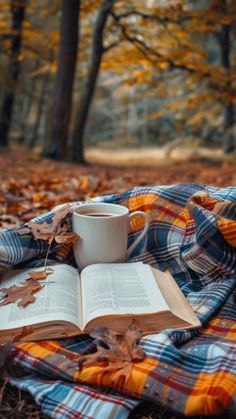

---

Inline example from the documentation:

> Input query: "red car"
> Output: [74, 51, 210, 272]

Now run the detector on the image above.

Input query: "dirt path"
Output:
[85, 145, 224, 166]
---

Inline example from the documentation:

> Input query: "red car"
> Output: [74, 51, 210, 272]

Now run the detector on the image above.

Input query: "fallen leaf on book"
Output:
[0, 280, 44, 308]
[77, 319, 144, 384]
[27, 204, 80, 244]
[27, 267, 54, 281]
[0, 326, 34, 373]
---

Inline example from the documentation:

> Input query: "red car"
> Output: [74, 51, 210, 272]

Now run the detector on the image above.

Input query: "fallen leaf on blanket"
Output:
[0, 326, 34, 373]
[28, 204, 80, 244]
[52, 204, 72, 225]
[27, 267, 54, 281]
[0, 280, 44, 308]
[28, 220, 56, 243]
[78, 319, 144, 384]
[53, 223, 80, 244]
[0, 339, 16, 373]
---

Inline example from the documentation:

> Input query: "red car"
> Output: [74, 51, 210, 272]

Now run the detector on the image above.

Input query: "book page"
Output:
[0, 264, 82, 330]
[81, 262, 168, 327]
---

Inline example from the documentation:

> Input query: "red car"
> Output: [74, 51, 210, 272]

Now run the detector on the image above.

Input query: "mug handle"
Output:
[127, 211, 150, 258]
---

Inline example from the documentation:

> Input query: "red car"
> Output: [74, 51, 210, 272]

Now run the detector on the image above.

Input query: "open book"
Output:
[0, 262, 201, 344]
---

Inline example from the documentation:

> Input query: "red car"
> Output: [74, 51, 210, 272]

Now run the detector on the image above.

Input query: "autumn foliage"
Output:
[0, 0, 235, 159]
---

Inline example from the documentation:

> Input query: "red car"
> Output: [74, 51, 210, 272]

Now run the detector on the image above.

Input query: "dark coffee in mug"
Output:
[82, 212, 114, 217]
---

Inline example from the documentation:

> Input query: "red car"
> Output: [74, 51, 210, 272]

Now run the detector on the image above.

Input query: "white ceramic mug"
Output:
[72, 202, 150, 269]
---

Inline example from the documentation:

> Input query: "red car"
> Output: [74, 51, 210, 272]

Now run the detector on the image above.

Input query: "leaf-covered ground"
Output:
[0, 150, 235, 418]
[0, 150, 235, 231]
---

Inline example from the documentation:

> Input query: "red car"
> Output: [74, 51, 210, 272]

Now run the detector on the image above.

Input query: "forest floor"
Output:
[0, 148, 235, 231]
[0, 148, 235, 418]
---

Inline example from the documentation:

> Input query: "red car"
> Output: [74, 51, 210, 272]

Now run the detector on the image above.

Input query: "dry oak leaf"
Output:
[53, 223, 79, 244]
[0, 339, 16, 373]
[27, 267, 54, 281]
[77, 319, 144, 384]
[27, 204, 80, 244]
[0, 280, 44, 308]
[0, 326, 34, 373]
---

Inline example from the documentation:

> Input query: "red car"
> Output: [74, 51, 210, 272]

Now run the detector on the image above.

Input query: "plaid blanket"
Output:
[1, 183, 236, 418]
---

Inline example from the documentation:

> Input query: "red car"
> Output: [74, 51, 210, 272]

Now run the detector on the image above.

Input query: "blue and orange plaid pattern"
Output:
[1, 183, 236, 418]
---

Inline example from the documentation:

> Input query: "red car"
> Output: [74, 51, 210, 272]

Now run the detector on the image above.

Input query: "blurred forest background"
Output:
[0, 2, 236, 417]
[0, 0, 236, 164]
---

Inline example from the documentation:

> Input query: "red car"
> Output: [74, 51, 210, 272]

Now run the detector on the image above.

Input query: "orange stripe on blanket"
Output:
[17, 342, 158, 397]
[127, 194, 188, 231]
[75, 357, 157, 397]
[128, 194, 159, 213]
[189, 194, 219, 211]
[201, 317, 236, 340]
[185, 371, 236, 416]
[128, 194, 159, 232]
[217, 219, 236, 247]
[18, 341, 62, 357]
[173, 209, 193, 229]
[18, 341, 79, 362]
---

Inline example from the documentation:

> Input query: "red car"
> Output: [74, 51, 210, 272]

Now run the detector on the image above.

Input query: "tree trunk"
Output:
[0, 0, 26, 148]
[29, 70, 50, 149]
[46, 0, 80, 160]
[18, 59, 39, 144]
[220, 4, 235, 153]
[70, 0, 114, 164]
